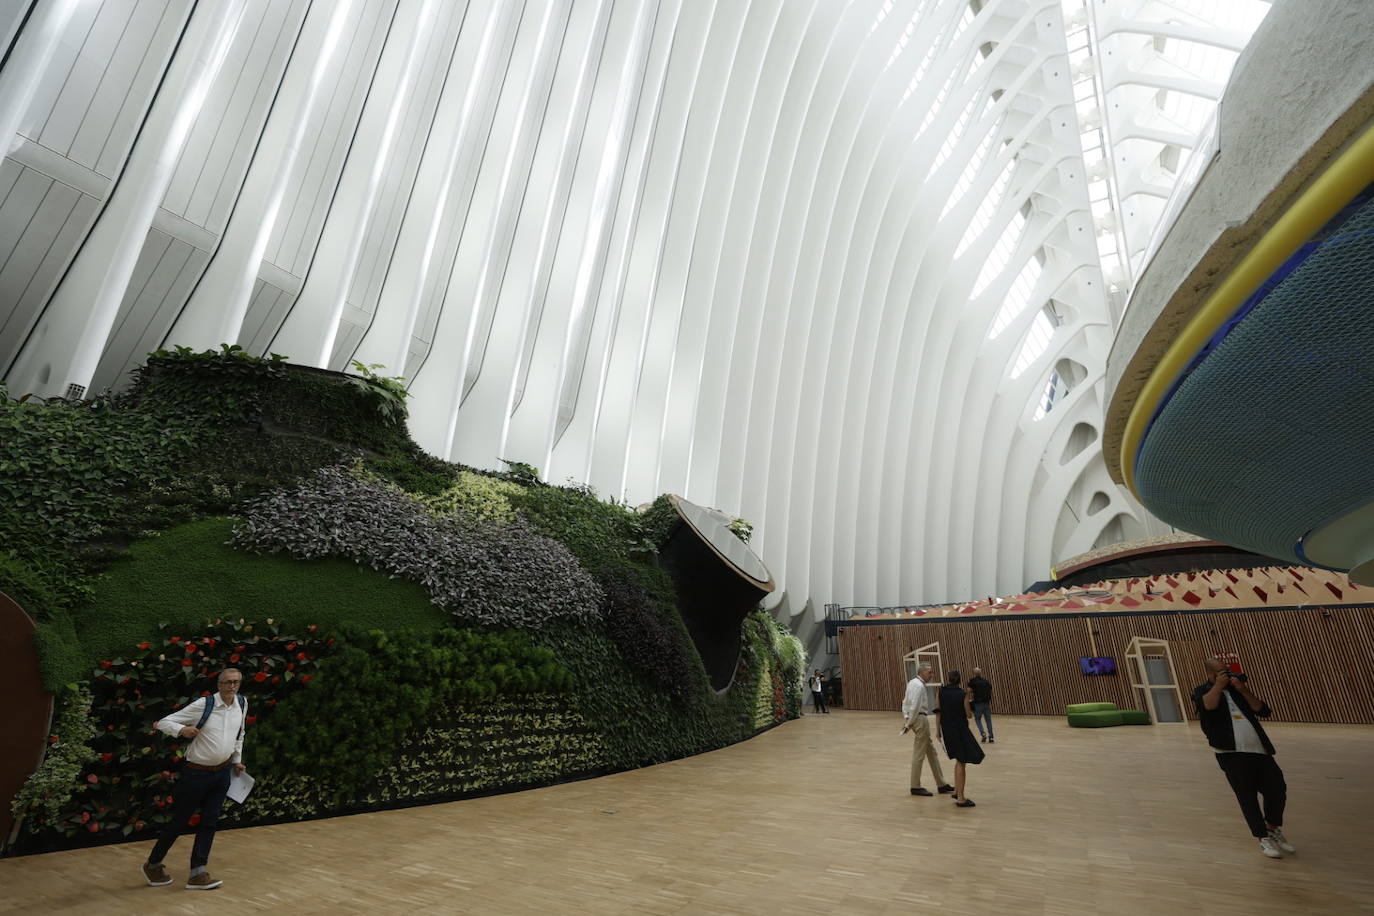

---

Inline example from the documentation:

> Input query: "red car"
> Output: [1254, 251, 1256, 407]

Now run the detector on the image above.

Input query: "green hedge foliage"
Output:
[231, 465, 601, 630]
[8, 686, 97, 828]
[1, 346, 802, 855]
[421, 470, 524, 525]
[509, 482, 656, 570]
[15, 619, 330, 840]
[243, 626, 576, 812]
[80, 517, 446, 678]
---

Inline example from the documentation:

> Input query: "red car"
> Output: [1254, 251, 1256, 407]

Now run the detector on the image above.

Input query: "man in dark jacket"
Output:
[968, 668, 993, 743]
[1191, 658, 1294, 859]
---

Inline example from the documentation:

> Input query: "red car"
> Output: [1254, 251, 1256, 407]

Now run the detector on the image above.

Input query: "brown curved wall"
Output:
[0, 591, 52, 849]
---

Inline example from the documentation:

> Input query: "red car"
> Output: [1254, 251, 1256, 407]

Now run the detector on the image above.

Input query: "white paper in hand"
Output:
[227, 769, 255, 804]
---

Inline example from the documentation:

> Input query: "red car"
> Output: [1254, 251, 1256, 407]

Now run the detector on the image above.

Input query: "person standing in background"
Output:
[809, 670, 829, 714]
[968, 667, 994, 743]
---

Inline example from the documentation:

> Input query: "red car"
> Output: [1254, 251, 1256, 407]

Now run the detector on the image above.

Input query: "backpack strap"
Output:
[196, 694, 214, 730]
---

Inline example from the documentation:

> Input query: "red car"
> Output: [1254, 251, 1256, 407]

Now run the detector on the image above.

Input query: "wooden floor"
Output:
[3, 711, 1372, 915]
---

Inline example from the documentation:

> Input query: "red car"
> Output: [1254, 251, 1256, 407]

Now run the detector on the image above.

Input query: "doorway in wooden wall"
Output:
[1125, 637, 1188, 723]
[902, 642, 942, 709]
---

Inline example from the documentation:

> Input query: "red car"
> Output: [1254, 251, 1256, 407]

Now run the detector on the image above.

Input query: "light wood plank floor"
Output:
[2, 711, 1371, 915]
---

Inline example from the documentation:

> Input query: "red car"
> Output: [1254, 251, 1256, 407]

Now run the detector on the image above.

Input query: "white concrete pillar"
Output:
[269, 0, 437, 369]
[0, 0, 80, 158]
[353, 0, 520, 383]
[6, 0, 248, 398]
[164, 0, 357, 353]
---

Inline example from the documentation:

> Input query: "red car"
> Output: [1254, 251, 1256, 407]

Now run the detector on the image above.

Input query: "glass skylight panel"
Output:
[1009, 304, 1059, 379]
[1154, 0, 1270, 32]
[940, 117, 1002, 219]
[915, 75, 954, 137]
[902, 18, 950, 104]
[927, 93, 978, 177]
[950, 2, 977, 43]
[1152, 36, 1237, 85]
[987, 252, 1043, 339]
[883, 0, 931, 71]
[1153, 87, 1212, 135]
[1033, 371, 1059, 420]
[953, 157, 1014, 257]
[969, 208, 1025, 298]
[869, 0, 895, 35]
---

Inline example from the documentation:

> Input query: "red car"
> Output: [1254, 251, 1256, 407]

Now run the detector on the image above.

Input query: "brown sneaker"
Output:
[185, 872, 223, 890]
[142, 862, 172, 886]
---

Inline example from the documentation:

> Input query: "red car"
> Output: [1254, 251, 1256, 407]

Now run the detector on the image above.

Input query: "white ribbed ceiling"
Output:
[0, 0, 1269, 625]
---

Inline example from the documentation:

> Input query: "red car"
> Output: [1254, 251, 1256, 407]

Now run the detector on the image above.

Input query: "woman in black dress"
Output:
[935, 669, 985, 807]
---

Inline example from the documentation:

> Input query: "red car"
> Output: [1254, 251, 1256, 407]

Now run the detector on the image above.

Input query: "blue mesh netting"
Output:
[1135, 191, 1374, 563]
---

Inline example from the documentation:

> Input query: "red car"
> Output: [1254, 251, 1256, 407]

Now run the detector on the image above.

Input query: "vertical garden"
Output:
[0, 347, 804, 853]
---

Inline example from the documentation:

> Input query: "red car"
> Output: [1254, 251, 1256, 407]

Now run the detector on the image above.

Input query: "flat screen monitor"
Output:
[1079, 656, 1116, 676]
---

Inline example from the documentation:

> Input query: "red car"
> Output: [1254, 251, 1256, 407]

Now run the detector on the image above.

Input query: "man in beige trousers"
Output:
[901, 663, 954, 797]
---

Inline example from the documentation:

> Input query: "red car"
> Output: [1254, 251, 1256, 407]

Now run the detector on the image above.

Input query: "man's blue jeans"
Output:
[148, 765, 231, 870]
[972, 702, 993, 739]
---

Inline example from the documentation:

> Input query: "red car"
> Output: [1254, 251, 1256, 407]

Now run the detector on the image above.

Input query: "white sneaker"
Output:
[1268, 828, 1295, 853]
[1258, 837, 1283, 858]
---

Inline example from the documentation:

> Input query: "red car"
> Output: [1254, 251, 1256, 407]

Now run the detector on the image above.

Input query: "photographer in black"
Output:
[1191, 658, 1294, 859]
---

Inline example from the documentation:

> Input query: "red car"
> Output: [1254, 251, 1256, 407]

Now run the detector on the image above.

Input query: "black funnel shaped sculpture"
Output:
[657, 496, 775, 691]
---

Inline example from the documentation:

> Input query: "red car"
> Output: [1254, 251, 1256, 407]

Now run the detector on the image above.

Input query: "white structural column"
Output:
[0, 0, 80, 159]
[6, 0, 247, 398]
[0, 0, 1276, 637]
[168, 0, 362, 351]
[269, 0, 437, 367]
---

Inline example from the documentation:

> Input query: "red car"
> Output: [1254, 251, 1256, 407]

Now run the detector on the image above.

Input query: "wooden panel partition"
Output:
[836, 605, 1374, 724]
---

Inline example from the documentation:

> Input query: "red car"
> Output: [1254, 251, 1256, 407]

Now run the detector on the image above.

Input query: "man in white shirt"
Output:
[142, 668, 249, 891]
[901, 663, 954, 797]
[1191, 658, 1293, 859]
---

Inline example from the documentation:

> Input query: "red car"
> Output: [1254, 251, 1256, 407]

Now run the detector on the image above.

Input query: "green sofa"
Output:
[1065, 702, 1151, 727]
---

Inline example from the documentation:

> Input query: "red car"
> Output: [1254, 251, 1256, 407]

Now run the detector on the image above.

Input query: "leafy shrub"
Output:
[0, 396, 201, 544]
[9, 686, 98, 827]
[245, 626, 572, 807]
[344, 360, 410, 424]
[728, 517, 753, 543]
[81, 517, 447, 667]
[260, 369, 409, 453]
[16, 619, 331, 840]
[247, 694, 607, 822]
[230, 465, 601, 629]
[0, 539, 91, 621]
[364, 452, 457, 496]
[498, 458, 542, 485]
[510, 482, 655, 570]
[125, 343, 286, 424]
[535, 608, 798, 771]
[639, 494, 680, 549]
[421, 470, 524, 525]
[597, 567, 700, 706]
[33, 611, 88, 693]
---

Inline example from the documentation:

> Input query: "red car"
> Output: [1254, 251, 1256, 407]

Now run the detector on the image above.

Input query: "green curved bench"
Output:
[1065, 702, 1118, 715]
[1119, 709, 1151, 725]
[1068, 710, 1124, 728]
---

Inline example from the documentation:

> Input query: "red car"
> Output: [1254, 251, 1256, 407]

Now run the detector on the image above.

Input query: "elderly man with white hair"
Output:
[900, 663, 954, 797]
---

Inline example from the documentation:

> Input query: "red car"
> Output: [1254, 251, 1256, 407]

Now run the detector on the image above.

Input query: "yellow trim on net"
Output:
[1120, 124, 1374, 494]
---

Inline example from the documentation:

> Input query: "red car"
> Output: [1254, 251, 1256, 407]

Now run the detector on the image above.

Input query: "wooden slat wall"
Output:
[836, 606, 1374, 724]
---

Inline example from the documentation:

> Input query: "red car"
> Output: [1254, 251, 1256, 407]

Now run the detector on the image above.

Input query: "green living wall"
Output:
[0, 347, 804, 853]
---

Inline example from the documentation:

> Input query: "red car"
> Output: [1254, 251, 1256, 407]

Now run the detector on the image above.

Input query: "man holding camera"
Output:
[1191, 658, 1294, 859]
